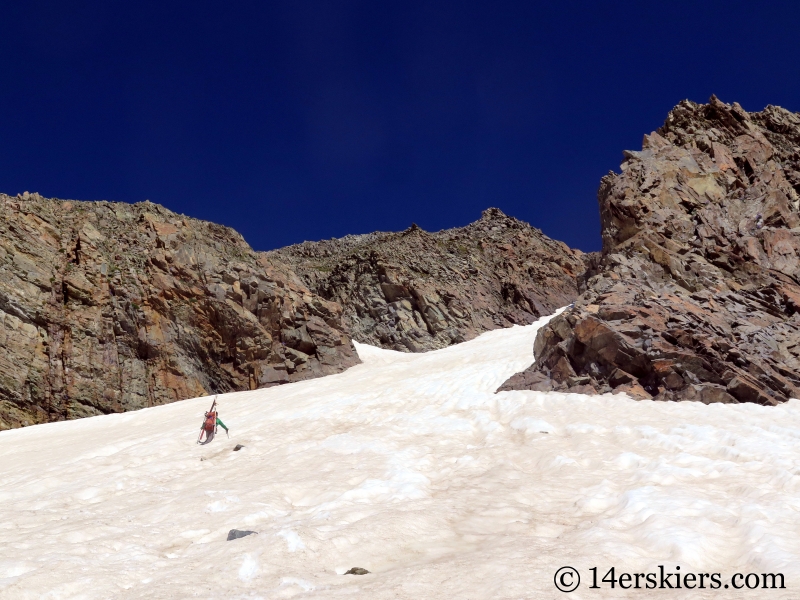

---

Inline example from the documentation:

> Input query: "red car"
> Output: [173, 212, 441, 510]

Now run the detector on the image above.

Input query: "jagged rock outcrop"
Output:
[0, 194, 358, 430]
[501, 97, 800, 405]
[266, 208, 587, 352]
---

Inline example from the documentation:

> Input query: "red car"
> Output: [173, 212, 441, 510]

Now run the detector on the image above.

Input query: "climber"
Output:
[197, 396, 229, 444]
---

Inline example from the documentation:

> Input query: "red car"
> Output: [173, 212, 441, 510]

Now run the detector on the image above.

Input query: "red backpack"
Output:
[204, 411, 216, 431]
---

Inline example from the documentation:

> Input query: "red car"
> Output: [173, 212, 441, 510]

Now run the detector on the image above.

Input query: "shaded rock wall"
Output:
[0, 194, 358, 429]
[501, 97, 800, 405]
[266, 209, 587, 352]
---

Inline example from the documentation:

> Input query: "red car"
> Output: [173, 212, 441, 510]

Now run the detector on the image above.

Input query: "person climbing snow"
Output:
[197, 396, 229, 444]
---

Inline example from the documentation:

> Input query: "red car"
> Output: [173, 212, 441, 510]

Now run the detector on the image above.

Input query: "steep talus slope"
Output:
[501, 96, 800, 404]
[0, 194, 358, 430]
[265, 208, 587, 352]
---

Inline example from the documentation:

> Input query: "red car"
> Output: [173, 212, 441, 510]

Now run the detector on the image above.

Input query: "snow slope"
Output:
[1, 311, 800, 599]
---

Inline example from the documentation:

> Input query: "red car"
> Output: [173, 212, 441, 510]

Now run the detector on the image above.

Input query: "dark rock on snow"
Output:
[344, 567, 370, 575]
[501, 96, 800, 405]
[227, 529, 257, 541]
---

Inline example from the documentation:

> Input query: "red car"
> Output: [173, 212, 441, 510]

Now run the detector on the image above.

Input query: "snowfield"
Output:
[2, 311, 800, 599]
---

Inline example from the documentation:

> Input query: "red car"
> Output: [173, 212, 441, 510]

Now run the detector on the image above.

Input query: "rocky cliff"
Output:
[266, 208, 587, 352]
[0, 194, 358, 430]
[501, 97, 800, 405]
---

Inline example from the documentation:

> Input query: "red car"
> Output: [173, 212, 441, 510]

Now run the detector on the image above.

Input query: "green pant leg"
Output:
[216, 417, 228, 432]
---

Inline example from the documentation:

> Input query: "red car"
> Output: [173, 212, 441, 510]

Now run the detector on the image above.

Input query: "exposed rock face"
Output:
[501, 97, 800, 405]
[266, 208, 587, 352]
[0, 194, 358, 430]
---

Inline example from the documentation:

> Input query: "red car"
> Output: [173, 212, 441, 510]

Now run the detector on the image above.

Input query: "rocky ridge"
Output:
[501, 97, 800, 405]
[265, 208, 587, 352]
[0, 194, 358, 430]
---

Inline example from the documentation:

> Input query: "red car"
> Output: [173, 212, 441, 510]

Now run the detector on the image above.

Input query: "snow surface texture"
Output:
[1, 311, 800, 599]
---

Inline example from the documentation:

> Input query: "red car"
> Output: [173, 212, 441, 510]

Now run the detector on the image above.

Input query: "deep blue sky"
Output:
[2, 1, 800, 252]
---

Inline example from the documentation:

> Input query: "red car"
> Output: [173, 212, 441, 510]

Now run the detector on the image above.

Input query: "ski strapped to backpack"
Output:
[197, 395, 230, 444]
[197, 396, 217, 444]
